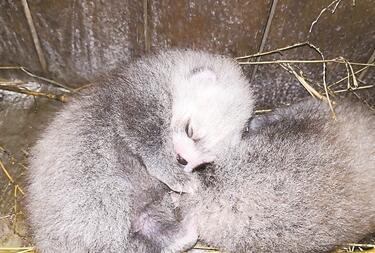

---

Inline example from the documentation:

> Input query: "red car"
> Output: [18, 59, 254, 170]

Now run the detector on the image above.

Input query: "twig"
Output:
[347, 59, 359, 89]
[0, 83, 67, 102]
[306, 42, 336, 119]
[18, 249, 37, 253]
[21, 0, 47, 72]
[0, 147, 27, 238]
[345, 243, 375, 248]
[72, 82, 94, 92]
[143, 0, 150, 53]
[0, 66, 73, 92]
[334, 85, 374, 93]
[248, 0, 279, 84]
[0, 157, 25, 236]
[358, 48, 375, 81]
[0, 160, 25, 196]
[0, 159, 16, 185]
[0, 145, 28, 172]
[0, 81, 25, 85]
[236, 42, 310, 60]
[192, 242, 221, 252]
[238, 58, 375, 67]
[351, 91, 375, 112]
[0, 248, 36, 253]
[238, 42, 342, 118]
[328, 65, 369, 88]
[255, 109, 273, 114]
[308, 0, 343, 34]
[280, 63, 327, 101]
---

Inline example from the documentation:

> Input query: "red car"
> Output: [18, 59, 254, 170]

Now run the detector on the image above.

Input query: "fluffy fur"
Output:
[179, 99, 375, 253]
[26, 49, 254, 252]
[170, 61, 253, 171]
[145, 100, 375, 252]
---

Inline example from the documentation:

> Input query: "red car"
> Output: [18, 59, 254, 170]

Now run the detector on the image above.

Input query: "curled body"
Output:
[181, 99, 375, 253]
[26, 50, 254, 252]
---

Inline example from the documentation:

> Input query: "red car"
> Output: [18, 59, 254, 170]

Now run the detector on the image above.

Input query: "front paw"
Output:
[162, 214, 198, 253]
[165, 173, 200, 194]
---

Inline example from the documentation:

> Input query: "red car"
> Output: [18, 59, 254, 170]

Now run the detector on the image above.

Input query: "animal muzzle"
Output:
[176, 154, 188, 166]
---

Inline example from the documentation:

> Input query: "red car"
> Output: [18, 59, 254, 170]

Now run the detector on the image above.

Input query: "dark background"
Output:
[1, 0, 374, 107]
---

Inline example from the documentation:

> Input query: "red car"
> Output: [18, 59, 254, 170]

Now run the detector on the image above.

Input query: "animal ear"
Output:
[189, 67, 217, 83]
[248, 113, 280, 132]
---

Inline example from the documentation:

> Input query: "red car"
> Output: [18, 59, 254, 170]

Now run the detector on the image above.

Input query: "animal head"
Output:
[170, 52, 254, 172]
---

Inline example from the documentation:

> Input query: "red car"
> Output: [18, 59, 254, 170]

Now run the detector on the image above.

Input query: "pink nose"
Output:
[176, 154, 188, 166]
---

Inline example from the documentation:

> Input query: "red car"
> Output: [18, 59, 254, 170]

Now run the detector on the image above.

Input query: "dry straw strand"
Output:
[237, 58, 375, 67]
[334, 85, 374, 94]
[248, 0, 279, 84]
[309, 0, 343, 34]
[0, 247, 36, 253]
[0, 66, 72, 92]
[0, 82, 68, 102]
[0, 148, 26, 236]
[307, 43, 336, 119]
[280, 63, 327, 101]
[20, 0, 47, 73]
[236, 41, 310, 60]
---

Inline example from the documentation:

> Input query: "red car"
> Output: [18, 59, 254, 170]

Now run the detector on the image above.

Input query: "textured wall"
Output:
[1, 0, 374, 107]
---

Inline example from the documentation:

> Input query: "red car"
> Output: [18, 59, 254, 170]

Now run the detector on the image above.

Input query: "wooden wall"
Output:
[0, 0, 374, 107]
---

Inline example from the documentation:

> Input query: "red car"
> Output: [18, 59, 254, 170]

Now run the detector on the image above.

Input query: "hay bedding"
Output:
[1, 52, 374, 253]
[0, 0, 375, 252]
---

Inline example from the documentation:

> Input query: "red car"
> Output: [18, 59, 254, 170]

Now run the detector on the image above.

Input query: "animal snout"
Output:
[176, 154, 188, 166]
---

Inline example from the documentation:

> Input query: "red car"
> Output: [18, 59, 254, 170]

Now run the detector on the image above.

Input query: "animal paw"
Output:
[162, 214, 198, 253]
[164, 173, 200, 194]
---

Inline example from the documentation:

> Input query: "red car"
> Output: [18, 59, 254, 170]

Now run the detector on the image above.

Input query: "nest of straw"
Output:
[0, 0, 374, 252]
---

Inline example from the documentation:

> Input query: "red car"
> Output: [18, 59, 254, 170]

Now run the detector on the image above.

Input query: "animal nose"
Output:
[176, 154, 188, 166]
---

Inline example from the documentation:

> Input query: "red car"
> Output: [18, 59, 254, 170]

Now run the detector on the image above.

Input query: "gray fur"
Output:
[26, 49, 253, 252]
[179, 99, 375, 253]
[135, 100, 375, 252]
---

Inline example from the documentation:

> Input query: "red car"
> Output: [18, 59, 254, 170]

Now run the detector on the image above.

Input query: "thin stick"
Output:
[342, 58, 351, 90]
[236, 42, 310, 60]
[249, 0, 279, 84]
[0, 83, 67, 102]
[238, 59, 375, 67]
[307, 43, 336, 119]
[358, 48, 375, 80]
[347, 60, 359, 89]
[0, 248, 36, 253]
[334, 85, 374, 93]
[346, 243, 375, 248]
[73, 82, 93, 92]
[18, 249, 36, 253]
[281, 63, 327, 101]
[0, 66, 73, 91]
[309, 0, 342, 34]
[21, 0, 47, 72]
[328, 65, 369, 88]
[352, 91, 375, 112]
[0, 160, 25, 196]
[0, 81, 25, 85]
[255, 109, 273, 114]
[0, 159, 15, 184]
[143, 0, 150, 53]
[0, 145, 28, 173]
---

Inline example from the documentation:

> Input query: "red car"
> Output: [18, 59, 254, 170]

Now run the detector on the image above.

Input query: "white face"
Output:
[171, 68, 253, 172]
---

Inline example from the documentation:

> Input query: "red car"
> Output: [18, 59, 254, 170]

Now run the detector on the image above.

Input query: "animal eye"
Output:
[185, 121, 193, 138]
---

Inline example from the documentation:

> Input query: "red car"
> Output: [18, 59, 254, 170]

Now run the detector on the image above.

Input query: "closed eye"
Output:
[184, 120, 202, 143]
[185, 120, 193, 138]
